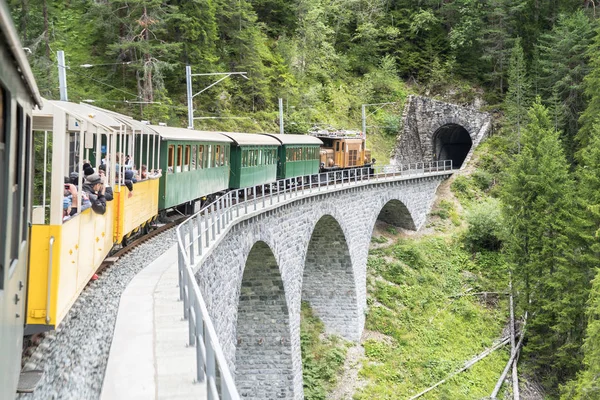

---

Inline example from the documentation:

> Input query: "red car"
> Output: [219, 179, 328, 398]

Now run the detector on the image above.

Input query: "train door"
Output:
[0, 87, 31, 397]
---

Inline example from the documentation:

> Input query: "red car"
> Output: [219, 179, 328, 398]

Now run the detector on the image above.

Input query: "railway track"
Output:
[18, 218, 185, 394]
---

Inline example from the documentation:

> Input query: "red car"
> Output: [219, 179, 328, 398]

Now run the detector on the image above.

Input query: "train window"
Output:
[336, 142, 340, 152]
[207, 145, 212, 168]
[342, 142, 345, 152]
[0, 88, 5, 289]
[215, 145, 221, 167]
[225, 146, 230, 166]
[176, 145, 183, 173]
[191, 145, 197, 170]
[167, 145, 174, 174]
[11, 105, 24, 261]
[0, 88, 4, 144]
[184, 146, 190, 172]
[22, 116, 32, 241]
[198, 145, 204, 169]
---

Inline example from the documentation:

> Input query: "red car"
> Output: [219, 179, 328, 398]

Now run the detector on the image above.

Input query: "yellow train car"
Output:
[26, 101, 160, 333]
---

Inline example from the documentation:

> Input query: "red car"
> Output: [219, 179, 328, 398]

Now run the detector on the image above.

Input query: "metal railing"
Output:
[175, 159, 452, 399]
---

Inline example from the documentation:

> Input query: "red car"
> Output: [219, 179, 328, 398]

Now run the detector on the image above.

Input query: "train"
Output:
[1, 0, 43, 395]
[0, 2, 373, 397]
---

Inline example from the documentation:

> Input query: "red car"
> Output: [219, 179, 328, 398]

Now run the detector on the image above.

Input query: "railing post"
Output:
[211, 204, 216, 240]
[270, 183, 274, 205]
[236, 190, 240, 218]
[221, 197, 226, 230]
[188, 293, 196, 347]
[204, 209, 210, 248]
[262, 184, 266, 208]
[318, 173, 321, 192]
[217, 198, 222, 230]
[178, 247, 185, 303]
[188, 223, 195, 266]
[206, 341, 216, 400]
[254, 186, 258, 211]
[244, 188, 248, 214]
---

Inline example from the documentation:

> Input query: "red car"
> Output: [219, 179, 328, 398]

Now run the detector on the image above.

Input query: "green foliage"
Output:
[560, 269, 600, 399]
[300, 302, 348, 400]
[360, 236, 509, 399]
[503, 37, 530, 152]
[464, 198, 503, 251]
[535, 10, 594, 161]
[501, 99, 590, 390]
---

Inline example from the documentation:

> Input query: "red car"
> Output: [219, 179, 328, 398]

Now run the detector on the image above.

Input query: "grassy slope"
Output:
[354, 141, 510, 399]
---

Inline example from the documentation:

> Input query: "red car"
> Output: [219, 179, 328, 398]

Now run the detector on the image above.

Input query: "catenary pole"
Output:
[279, 98, 284, 134]
[57, 50, 68, 101]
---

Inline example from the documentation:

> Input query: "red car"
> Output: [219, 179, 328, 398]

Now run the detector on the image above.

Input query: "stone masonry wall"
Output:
[195, 175, 448, 399]
[391, 95, 492, 168]
[235, 241, 293, 399]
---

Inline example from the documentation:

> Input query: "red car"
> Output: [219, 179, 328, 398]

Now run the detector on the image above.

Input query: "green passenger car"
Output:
[219, 132, 280, 188]
[261, 134, 323, 179]
[152, 125, 232, 210]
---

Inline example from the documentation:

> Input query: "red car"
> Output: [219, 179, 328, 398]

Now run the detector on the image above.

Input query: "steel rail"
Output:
[175, 160, 453, 399]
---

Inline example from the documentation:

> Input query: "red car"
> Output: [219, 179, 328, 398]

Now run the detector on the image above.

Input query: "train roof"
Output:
[260, 133, 323, 146]
[33, 99, 116, 133]
[0, 0, 42, 107]
[150, 125, 234, 143]
[51, 101, 124, 129]
[217, 131, 280, 146]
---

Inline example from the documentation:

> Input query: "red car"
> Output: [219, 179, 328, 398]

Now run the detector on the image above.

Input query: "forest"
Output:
[8, 0, 600, 398]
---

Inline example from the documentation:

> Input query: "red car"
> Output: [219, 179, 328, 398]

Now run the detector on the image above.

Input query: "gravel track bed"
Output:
[17, 228, 178, 400]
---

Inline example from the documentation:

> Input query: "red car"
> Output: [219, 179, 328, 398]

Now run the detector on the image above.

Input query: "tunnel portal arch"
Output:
[432, 123, 473, 169]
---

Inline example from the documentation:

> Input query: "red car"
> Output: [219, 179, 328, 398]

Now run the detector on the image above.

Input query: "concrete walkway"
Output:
[101, 244, 207, 400]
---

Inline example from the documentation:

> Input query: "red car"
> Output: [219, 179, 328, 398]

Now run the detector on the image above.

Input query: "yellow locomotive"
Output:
[310, 128, 373, 171]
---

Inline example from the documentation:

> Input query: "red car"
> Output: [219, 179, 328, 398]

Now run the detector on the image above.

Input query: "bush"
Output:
[464, 198, 503, 251]
[472, 170, 494, 191]
[451, 175, 475, 200]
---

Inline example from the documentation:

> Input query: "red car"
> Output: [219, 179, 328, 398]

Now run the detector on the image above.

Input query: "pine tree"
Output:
[576, 25, 600, 156]
[503, 37, 530, 152]
[535, 10, 594, 162]
[501, 99, 586, 389]
[560, 269, 600, 399]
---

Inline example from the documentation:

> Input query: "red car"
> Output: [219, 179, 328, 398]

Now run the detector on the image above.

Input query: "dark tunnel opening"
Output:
[433, 124, 473, 169]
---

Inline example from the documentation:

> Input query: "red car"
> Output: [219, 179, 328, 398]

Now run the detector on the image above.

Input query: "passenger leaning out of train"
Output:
[97, 164, 114, 201]
[83, 174, 107, 215]
[114, 171, 134, 198]
[63, 178, 91, 220]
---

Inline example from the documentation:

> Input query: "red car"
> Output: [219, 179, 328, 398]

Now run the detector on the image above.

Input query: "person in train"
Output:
[97, 164, 114, 201]
[82, 174, 107, 215]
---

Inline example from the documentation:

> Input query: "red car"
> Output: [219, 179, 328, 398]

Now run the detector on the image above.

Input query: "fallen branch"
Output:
[490, 311, 528, 399]
[408, 337, 510, 400]
[448, 291, 507, 298]
[509, 276, 520, 400]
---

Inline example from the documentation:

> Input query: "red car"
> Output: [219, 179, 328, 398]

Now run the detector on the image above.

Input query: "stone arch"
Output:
[432, 123, 473, 168]
[235, 241, 293, 399]
[376, 199, 417, 231]
[301, 215, 360, 341]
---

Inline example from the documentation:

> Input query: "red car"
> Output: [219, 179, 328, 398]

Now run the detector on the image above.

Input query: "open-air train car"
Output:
[26, 100, 160, 334]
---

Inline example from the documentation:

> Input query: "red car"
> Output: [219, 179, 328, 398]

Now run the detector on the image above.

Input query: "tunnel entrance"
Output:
[433, 124, 472, 169]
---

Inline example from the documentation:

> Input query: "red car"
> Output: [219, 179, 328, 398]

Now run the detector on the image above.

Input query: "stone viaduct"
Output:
[188, 96, 491, 399]
[391, 95, 492, 169]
